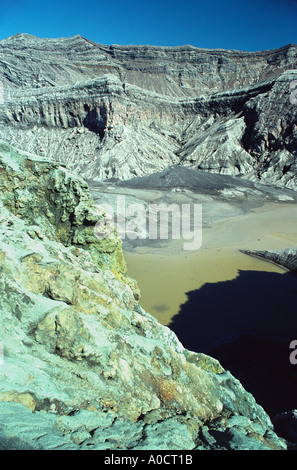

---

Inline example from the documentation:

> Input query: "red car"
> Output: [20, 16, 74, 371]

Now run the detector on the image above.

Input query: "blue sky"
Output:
[0, 0, 296, 51]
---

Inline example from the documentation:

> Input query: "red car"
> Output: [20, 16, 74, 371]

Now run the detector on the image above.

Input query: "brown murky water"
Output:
[125, 202, 297, 326]
[125, 249, 286, 326]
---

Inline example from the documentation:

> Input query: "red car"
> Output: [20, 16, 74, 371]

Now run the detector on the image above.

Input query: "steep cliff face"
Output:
[0, 141, 287, 450]
[0, 34, 296, 187]
[0, 34, 296, 95]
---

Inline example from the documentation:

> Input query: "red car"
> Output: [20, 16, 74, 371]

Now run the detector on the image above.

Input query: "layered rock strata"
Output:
[0, 34, 296, 187]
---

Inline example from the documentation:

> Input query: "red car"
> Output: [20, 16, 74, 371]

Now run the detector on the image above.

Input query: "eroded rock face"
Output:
[0, 34, 296, 94]
[0, 34, 296, 187]
[0, 141, 287, 450]
[241, 247, 297, 273]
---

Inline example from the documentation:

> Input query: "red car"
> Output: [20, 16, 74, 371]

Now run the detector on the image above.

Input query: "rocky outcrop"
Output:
[0, 34, 296, 187]
[0, 140, 287, 450]
[241, 247, 297, 273]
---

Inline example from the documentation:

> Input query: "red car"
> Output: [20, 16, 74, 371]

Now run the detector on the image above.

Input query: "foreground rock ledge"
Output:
[0, 141, 286, 450]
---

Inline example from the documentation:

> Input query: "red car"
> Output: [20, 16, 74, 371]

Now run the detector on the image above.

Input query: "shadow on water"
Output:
[169, 269, 297, 418]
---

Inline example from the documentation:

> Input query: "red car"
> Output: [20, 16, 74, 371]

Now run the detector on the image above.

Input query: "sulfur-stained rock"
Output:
[0, 139, 126, 274]
[34, 306, 92, 360]
[0, 391, 36, 413]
